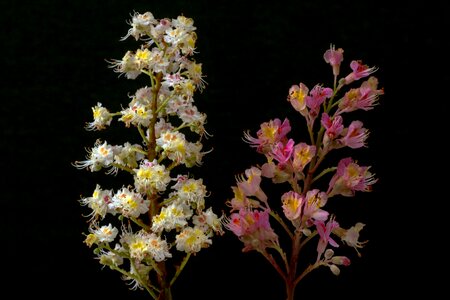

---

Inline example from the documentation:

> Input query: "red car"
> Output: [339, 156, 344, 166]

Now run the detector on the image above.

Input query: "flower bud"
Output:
[324, 248, 334, 259]
[331, 256, 351, 266]
[329, 264, 341, 276]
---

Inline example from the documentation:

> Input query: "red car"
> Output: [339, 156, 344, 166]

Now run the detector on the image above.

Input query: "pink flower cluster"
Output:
[225, 44, 383, 300]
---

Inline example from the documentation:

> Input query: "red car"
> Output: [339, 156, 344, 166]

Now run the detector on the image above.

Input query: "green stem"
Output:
[288, 176, 302, 194]
[269, 210, 294, 240]
[298, 230, 317, 252]
[142, 69, 156, 87]
[111, 163, 135, 174]
[173, 122, 189, 132]
[138, 125, 149, 145]
[159, 195, 177, 207]
[132, 146, 148, 155]
[155, 91, 176, 115]
[110, 264, 158, 299]
[170, 252, 191, 286]
[303, 126, 325, 193]
[130, 217, 151, 231]
[273, 244, 290, 274]
[312, 167, 337, 184]
[166, 160, 179, 172]
[294, 262, 322, 286]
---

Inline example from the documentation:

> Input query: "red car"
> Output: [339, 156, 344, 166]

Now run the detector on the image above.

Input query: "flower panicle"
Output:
[73, 11, 222, 300]
[224, 44, 383, 300]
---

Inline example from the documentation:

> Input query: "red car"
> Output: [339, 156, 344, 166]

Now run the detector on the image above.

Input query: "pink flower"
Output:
[281, 191, 304, 222]
[321, 113, 344, 147]
[315, 218, 339, 261]
[260, 160, 292, 184]
[271, 139, 295, 167]
[236, 166, 268, 203]
[306, 85, 333, 112]
[243, 118, 291, 154]
[344, 60, 378, 85]
[302, 189, 329, 226]
[305, 85, 333, 124]
[327, 157, 377, 197]
[292, 143, 316, 172]
[338, 120, 368, 149]
[226, 185, 260, 212]
[337, 77, 383, 114]
[225, 208, 279, 252]
[288, 83, 309, 116]
[323, 44, 344, 76]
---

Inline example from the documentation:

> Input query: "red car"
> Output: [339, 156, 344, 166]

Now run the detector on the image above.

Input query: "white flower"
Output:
[193, 207, 224, 235]
[151, 201, 193, 233]
[109, 50, 141, 79]
[73, 140, 116, 173]
[147, 234, 172, 262]
[98, 245, 124, 267]
[92, 224, 118, 243]
[120, 101, 152, 127]
[133, 159, 171, 193]
[172, 178, 207, 210]
[113, 142, 144, 169]
[172, 15, 196, 32]
[122, 11, 158, 41]
[121, 230, 172, 262]
[156, 130, 187, 162]
[175, 226, 211, 253]
[341, 222, 368, 256]
[85, 102, 112, 131]
[79, 184, 114, 220]
[110, 187, 150, 218]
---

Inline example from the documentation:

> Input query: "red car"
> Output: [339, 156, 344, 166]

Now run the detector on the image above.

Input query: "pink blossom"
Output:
[281, 191, 304, 222]
[243, 118, 291, 154]
[327, 157, 377, 197]
[227, 185, 260, 212]
[338, 77, 383, 114]
[225, 208, 279, 252]
[315, 218, 339, 261]
[321, 113, 344, 147]
[306, 85, 333, 112]
[338, 120, 368, 149]
[292, 143, 316, 172]
[260, 160, 292, 184]
[271, 139, 295, 167]
[323, 44, 344, 76]
[344, 60, 378, 85]
[236, 166, 268, 203]
[302, 189, 329, 226]
[261, 160, 276, 178]
[288, 83, 309, 116]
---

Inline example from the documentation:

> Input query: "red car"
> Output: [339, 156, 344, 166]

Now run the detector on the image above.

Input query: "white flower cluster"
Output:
[73, 11, 223, 296]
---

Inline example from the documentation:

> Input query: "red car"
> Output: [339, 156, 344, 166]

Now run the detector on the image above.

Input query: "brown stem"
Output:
[156, 262, 172, 300]
[148, 72, 163, 161]
[261, 250, 287, 282]
[285, 230, 302, 300]
[148, 192, 159, 228]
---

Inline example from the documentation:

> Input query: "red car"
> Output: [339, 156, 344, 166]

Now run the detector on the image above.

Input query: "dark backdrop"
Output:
[3, 0, 447, 298]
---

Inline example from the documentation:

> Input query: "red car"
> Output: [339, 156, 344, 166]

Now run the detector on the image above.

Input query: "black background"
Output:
[3, 0, 447, 298]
